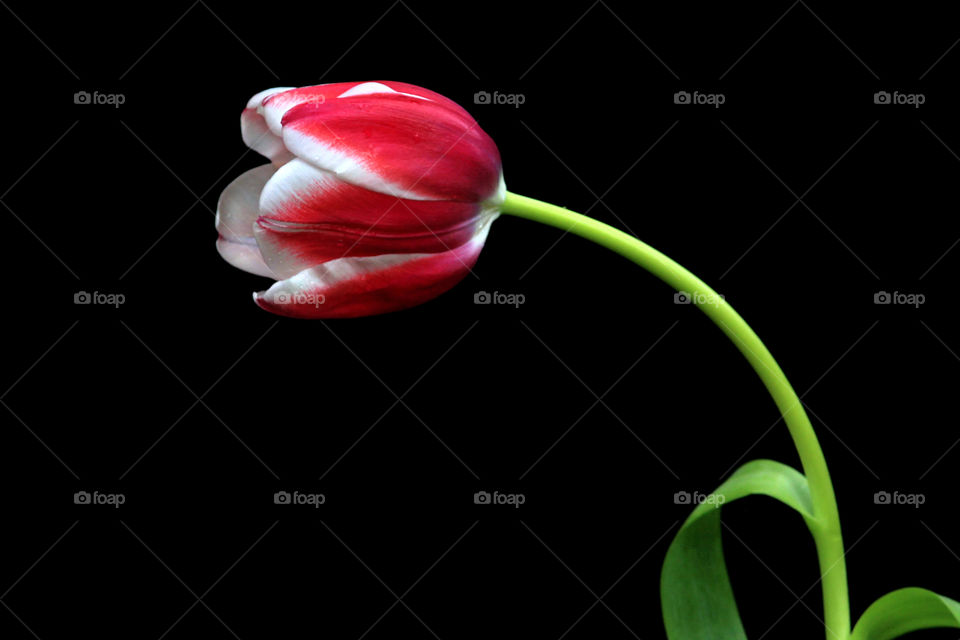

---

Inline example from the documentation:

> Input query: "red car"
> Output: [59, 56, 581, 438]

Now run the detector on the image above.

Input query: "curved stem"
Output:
[500, 191, 850, 640]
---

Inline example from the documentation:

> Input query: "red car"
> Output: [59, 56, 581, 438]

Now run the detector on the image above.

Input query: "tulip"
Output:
[216, 81, 505, 318]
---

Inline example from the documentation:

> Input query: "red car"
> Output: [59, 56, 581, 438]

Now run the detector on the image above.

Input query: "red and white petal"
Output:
[253, 221, 492, 319]
[334, 81, 458, 110]
[256, 81, 448, 138]
[241, 110, 294, 164]
[245, 87, 296, 110]
[215, 163, 277, 278]
[240, 87, 295, 164]
[254, 159, 483, 278]
[336, 82, 428, 100]
[240, 82, 499, 200]
[279, 93, 501, 202]
[333, 81, 465, 109]
[258, 84, 354, 136]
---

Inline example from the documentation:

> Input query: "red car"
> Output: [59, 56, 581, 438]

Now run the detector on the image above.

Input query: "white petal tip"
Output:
[337, 82, 428, 100]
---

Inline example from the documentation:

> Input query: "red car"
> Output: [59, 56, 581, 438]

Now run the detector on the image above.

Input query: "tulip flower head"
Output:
[216, 81, 505, 318]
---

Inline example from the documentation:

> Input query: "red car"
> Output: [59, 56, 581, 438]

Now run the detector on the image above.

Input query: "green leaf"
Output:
[661, 459, 817, 640]
[850, 587, 960, 640]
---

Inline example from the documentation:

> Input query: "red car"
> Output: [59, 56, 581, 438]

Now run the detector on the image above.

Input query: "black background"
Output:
[2, 1, 959, 638]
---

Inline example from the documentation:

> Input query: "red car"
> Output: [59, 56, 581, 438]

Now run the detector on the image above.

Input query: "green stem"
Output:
[500, 191, 850, 640]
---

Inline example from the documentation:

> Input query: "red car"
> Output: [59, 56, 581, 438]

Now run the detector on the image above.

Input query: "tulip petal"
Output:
[246, 87, 295, 109]
[259, 85, 338, 137]
[216, 163, 277, 278]
[279, 93, 500, 202]
[336, 81, 428, 100]
[253, 81, 454, 137]
[216, 238, 275, 280]
[253, 220, 492, 318]
[241, 87, 295, 164]
[254, 159, 486, 279]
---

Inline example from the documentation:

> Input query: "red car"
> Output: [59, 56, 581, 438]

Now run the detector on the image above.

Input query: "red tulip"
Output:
[216, 82, 504, 319]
